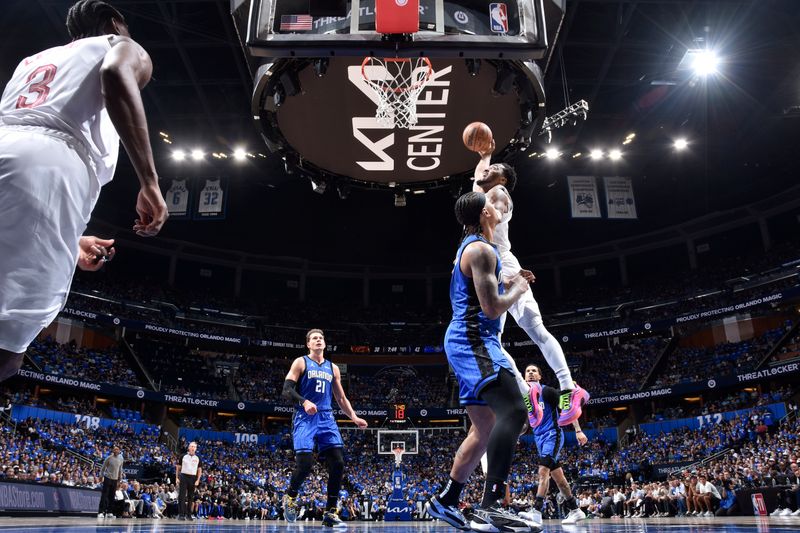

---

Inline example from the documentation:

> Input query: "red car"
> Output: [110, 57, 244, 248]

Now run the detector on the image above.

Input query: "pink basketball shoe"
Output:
[557, 385, 590, 426]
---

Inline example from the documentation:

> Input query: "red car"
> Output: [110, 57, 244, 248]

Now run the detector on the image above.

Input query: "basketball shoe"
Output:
[425, 496, 469, 530]
[282, 494, 298, 522]
[322, 509, 348, 529]
[525, 383, 543, 428]
[558, 384, 590, 426]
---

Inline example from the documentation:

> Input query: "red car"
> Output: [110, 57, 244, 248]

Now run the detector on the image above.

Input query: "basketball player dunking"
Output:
[426, 192, 532, 533]
[472, 139, 589, 427]
[517, 364, 587, 528]
[0, 0, 168, 379]
[282, 329, 367, 529]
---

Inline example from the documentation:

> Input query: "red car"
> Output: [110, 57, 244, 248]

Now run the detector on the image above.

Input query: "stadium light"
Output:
[608, 149, 622, 161]
[233, 147, 247, 162]
[545, 148, 560, 159]
[674, 138, 689, 151]
[589, 149, 603, 160]
[190, 149, 204, 161]
[172, 149, 186, 161]
[692, 50, 719, 76]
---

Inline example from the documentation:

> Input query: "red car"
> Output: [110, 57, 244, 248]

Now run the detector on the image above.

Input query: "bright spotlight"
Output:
[172, 149, 186, 161]
[692, 50, 719, 76]
[590, 149, 604, 160]
[674, 138, 689, 151]
[608, 149, 622, 161]
[233, 147, 247, 161]
[190, 149, 204, 161]
[545, 148, 560, 159]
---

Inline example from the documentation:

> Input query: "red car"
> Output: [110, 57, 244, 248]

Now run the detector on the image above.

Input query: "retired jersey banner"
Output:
[604, 176, 637, 219]
[567, 176, 601, 218]
[165, 179, 190, 218]
[194, 178, 227, 220]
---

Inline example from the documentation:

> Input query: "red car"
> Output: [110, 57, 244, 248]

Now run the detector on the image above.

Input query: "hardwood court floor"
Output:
[0, 516, 798, 532]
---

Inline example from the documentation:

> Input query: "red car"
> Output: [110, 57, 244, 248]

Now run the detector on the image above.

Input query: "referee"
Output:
[98, 445, 123, 518]
[176, 441, 201, 520]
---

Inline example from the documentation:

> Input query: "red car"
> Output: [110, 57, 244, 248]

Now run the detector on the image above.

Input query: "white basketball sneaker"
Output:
[563, 508, 587, 524]
[518, 508, 543, 528]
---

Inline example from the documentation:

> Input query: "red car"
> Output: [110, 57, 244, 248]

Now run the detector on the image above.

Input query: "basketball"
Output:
[462, 122, 493, 153]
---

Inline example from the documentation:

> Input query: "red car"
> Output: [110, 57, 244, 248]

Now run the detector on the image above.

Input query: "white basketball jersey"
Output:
[197, 179, 223, 214]
[0, 36, 120, 188]
[166, 179, 189, 215]
[494, 192, 513, 254]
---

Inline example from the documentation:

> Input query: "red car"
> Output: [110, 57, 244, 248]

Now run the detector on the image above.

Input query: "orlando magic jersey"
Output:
[449, 234, 504, 335]
[535, 385, 561, 435]
[297, 356, 334, 411]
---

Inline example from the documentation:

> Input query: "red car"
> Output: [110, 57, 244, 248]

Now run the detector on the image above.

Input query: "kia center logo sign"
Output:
[272, 57, 521, 185]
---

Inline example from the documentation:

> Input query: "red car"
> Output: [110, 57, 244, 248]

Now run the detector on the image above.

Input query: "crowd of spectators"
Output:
[233, 357, 289, 403]
[560, 413, 800, 519]
[1, 393, 798, 520]
[652, 327, 787, 387]
[26, 337, 140, 387]
[61, 238, 800, 351]
[346, 368, 452, 408]
[0, 420, 102, 487]
[644, 386, 795, 422]
[128, 338, 230, 399]
[772, 327, 800, 364]
[570, 337, 667, 396]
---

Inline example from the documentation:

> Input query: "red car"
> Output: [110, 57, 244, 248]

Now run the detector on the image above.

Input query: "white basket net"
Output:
[361, 57, 433, 129]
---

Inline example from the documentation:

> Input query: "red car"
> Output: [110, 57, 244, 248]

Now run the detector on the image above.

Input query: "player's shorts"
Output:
[292, 409, 344, 453]
[0, 127, 97, 353]
[445, 320, 512, 406]
[499, 251, 544, 331]
[534, 429, 564, 470]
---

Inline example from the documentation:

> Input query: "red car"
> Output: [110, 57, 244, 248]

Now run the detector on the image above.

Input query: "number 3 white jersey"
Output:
[0, 35, 120, 188]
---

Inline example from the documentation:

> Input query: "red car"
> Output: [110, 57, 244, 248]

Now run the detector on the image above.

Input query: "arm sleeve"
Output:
[282, 379, 307, 405]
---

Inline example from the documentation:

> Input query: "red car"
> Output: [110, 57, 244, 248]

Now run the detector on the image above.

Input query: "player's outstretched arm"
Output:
[472, 139, 495, 191]
[463, 242, 528, 319]
[331, 365, 367, 428]
[100, 36, 167, 237]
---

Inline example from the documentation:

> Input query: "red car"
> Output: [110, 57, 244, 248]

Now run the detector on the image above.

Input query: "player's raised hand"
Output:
[353, 416, 368, 429]
[134, 183, 168, 237]
[503, 272, 530, 294]
[478, 138, 495, 158]
[303, 399, 318, 415]
[519, 269, 536, 284]
[77, 236, 115, 271]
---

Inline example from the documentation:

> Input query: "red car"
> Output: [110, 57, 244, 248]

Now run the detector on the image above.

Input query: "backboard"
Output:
[238, 0, 565, 60]
[230, 0, 566, 190]
[377, 429, 419, 455]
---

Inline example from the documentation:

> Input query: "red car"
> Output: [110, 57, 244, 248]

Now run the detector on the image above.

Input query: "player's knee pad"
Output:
[538, 456, 559, 471]
[325, 447, 344, 476]
[295, 452, 314, 477]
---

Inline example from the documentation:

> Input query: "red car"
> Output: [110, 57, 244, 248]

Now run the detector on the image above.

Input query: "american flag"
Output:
[280, 14, 313, 31]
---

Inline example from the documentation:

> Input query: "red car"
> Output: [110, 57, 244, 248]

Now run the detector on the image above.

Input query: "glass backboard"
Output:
[377, 429, 419, 455]
[238, 0, 565, 59]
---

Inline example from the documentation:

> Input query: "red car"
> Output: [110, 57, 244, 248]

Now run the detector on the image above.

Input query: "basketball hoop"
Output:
[392, 446, 405, 466]
[361, 56, 433, 129]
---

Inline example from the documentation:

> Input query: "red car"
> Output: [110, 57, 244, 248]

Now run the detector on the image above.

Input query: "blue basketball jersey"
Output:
[297, 356, 334, 411]
[449, 234, 504, 335]
[534, 385, 561, 436]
